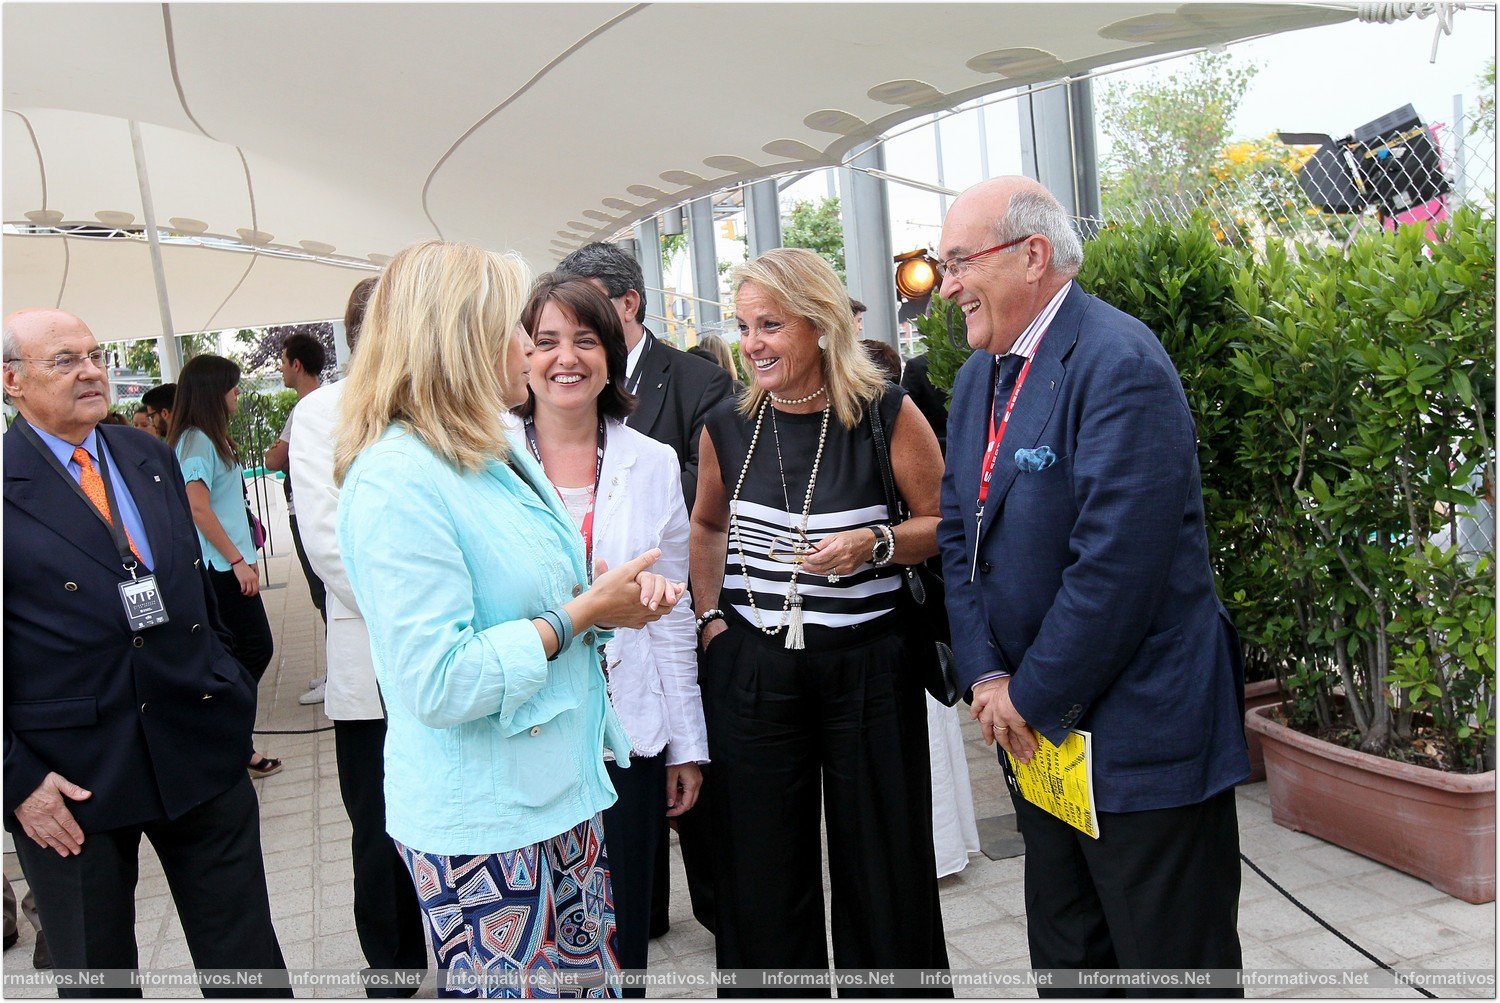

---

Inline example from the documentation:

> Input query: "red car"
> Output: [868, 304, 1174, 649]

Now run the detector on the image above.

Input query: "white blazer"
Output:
[287, 380, 385, 720]
[591, 420, 708, 764]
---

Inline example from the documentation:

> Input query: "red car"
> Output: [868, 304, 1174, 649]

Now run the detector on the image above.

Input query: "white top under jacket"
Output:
[288, 380, 384, 720]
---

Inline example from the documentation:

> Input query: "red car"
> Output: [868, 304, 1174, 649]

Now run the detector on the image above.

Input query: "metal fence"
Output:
[1084, 118, 1495, 256]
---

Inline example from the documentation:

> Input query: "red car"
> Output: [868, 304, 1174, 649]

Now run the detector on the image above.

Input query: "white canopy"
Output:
[3, 2, 1356, 340]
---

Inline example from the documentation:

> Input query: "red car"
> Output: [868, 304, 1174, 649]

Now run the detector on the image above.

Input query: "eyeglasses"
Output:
[934, 235, 1034, 280]
[767, 534, 810, 565]
[4, 349, 106, 375]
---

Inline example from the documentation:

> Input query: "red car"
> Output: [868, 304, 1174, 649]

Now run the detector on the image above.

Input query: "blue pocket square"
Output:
[1014, 446, 1056, 472]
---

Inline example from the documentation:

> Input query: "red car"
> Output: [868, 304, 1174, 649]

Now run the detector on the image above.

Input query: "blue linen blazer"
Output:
[937, 284, 1250, 813]
[338, 424, 631, 856]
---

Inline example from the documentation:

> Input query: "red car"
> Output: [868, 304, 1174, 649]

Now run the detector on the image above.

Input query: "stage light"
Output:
[893, 248, 938, 301]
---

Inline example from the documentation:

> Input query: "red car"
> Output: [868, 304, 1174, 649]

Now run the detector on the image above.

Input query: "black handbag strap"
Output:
[868, 391, 927, 604]
[867, 391, 903, 523]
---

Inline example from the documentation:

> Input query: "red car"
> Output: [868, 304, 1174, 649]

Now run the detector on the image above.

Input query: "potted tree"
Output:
[1233, 211, 1495, 903]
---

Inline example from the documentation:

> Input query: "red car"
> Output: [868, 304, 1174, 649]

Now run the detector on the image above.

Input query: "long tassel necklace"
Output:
[729, 392, 830, 649]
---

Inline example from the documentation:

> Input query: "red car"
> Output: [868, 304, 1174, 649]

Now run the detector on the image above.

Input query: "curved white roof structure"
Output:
[3, 3, 1357, 340]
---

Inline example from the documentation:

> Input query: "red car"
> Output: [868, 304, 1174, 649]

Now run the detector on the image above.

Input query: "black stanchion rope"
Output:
[1241, 852, 1438, 998]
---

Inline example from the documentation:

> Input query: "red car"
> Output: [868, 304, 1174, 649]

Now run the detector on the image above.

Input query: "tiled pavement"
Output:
[4, 484, 1495, 997]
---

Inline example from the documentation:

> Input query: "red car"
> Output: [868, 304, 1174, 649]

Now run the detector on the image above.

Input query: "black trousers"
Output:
[702, 614, 950, 998]
[14, 775, 288, 998]
[603, 752, 667, 996]
[648, 766, 716, 936]
[1012, 786, 1244, 999]
[333, 719, 428, 998]
[208, 569, 274, 681]
[287, 514, 327, 625]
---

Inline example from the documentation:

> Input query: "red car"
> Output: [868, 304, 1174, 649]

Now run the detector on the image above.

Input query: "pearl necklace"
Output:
[768, 385, 826, 406]
[729, 396, 831, 649]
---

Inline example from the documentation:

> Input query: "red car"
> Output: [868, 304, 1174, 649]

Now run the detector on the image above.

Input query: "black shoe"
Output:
[33, 931, 52, 970]
[3, 930, 16, 951]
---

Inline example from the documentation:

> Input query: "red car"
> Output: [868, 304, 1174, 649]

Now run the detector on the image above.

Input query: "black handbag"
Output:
[868, 394, 961, 706]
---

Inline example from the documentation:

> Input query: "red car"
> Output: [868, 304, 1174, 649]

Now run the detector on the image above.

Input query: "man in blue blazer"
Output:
[935, 179, 1249, 988]
[3, 308, 287, 992]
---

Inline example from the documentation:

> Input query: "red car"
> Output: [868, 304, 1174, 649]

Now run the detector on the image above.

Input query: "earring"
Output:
[605, 378, 612, 386]
[817, 335, 828, 350]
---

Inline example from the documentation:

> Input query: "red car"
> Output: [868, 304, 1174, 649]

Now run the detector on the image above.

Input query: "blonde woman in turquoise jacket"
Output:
[334, 240, 684, 998]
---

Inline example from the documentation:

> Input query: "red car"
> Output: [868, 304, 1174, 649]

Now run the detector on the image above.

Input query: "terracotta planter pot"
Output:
[1241, 679, 1282, 784]
[1246, 704, 1496, 904]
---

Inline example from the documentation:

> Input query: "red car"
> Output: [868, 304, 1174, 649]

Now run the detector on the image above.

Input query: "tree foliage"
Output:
[117, 332, 220, 378]
[1474, 57, 1495, 138]
[234, 322, 337, 377]
[1099, 52, 1258, 215]
[661, 232, 687, 275]
[782, 197, 846, 283]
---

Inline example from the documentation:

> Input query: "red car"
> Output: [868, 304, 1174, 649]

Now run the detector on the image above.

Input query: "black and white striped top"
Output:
[707, 387, 906, 639]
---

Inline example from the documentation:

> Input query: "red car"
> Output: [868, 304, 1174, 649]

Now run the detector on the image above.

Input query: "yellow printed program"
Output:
[1002, 729, 1099, 839]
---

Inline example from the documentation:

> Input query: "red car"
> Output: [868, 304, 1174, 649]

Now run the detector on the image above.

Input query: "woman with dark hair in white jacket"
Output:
[517, 272, 707, 995]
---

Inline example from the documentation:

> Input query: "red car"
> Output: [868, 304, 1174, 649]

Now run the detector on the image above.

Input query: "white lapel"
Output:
[598, 419, 639, 531]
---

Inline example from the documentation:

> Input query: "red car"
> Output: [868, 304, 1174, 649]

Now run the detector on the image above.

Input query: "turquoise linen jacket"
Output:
[338, 424, 631, 856]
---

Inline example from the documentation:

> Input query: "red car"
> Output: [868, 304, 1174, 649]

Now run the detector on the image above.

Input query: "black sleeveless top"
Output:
[706, 385, 906, 642]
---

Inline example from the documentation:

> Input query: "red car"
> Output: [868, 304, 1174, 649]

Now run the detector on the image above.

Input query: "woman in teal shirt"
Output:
[335, 240, 682, 998]
[169, 353, 281, 779]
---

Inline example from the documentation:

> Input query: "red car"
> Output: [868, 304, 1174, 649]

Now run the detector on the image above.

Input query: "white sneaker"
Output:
[307, 675, 326, 689]
[298, 682, 326, 705]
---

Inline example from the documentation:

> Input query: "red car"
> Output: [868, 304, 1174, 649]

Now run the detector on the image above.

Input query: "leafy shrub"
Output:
[914, 294, 969, 397]
[229, 389, 299, 469]
[1229, 208, 1495, 768]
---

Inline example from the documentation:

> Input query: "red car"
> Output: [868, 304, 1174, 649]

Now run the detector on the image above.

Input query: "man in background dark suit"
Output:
[935, 179, 1248, 993]
[901, 353, 948, 454]
[3, 308, 287, 995]
[556, 242, 734, 515]
[555, 242, 731, 939]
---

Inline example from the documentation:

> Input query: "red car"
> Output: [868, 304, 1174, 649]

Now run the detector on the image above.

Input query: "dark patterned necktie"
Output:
[992, 354, 1026, 426]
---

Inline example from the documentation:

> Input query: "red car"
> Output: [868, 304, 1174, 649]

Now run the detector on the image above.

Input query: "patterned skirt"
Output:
[397, 814, 620, 998]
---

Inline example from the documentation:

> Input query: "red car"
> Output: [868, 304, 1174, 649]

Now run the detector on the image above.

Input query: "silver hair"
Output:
[2, 322, 20, 366]
[997, 189, 1084, 276]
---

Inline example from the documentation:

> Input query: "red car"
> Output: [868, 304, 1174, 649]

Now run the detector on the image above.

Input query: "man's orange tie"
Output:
[73, 447, 145, 564]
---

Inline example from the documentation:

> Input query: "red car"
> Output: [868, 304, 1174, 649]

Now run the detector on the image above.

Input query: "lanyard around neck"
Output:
[523, 414, 608, 583]
[976, 352, 1037, 511]
[16, 419, 141, 574]
[625, 331, 656, 395]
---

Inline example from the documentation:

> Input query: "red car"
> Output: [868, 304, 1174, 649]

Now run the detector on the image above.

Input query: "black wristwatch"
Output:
[869, 525, 895, 567]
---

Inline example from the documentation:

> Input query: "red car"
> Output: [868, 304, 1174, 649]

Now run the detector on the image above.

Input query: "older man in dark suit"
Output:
[3, 308, 286, 996]
[555, 242, 732, 941]
[935, 179, 1248, 993]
